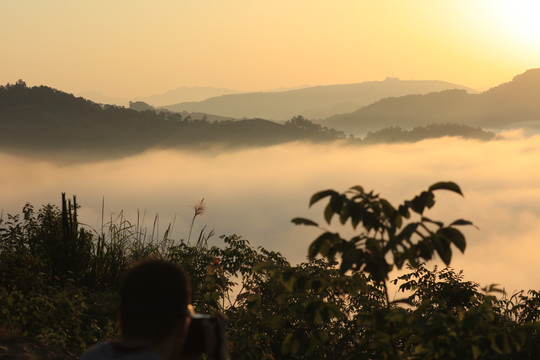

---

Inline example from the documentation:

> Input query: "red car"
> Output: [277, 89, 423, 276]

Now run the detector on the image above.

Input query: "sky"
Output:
[1, 0, 539, 97]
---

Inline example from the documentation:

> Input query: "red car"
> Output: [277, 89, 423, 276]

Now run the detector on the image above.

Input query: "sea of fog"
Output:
[2, 131, 540, 295]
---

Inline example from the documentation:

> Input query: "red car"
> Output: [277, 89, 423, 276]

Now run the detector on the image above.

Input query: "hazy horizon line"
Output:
[8, 74, 492, 101]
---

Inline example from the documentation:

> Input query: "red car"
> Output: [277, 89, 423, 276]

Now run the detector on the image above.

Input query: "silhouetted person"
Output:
[81, 258, 227, 360]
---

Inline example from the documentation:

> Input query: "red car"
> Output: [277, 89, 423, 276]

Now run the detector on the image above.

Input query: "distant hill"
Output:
[76, 91, 130, 107]
[360, 123, 494, 144]
[77, 86, 238, 107]
[0, 81, 344, 160]
[163, 78, 475, 121]
[0, 81, 497, 161]
[132, 86, 239, 107]
[321, 69, 540, 135]
[128, 101, 154, 111]
[128, 101, 237, 123]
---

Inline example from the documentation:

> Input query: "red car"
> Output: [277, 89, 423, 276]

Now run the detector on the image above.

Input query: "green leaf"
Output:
[397, 223, 418, 242]
[310, 279, 325, 292]
[309, 189, 337, 206]
[489, 333, 510, 354]
[349, 185, 364, 193]
[308, 232, 334, 260]
[439, 227, 466, 252]
[390, 298, 414, 306]
[428, 181, 463, 196]
[349, 205, 363, 229]
[294, 276, 307, 292]
[339, 201, 350, 224]
[399, 203, 411, 218]
[319, 234, 337, 260]
[252, 261, 273, 273]
[393, 251, 406, 269]
[390, 211, 402, 229]
[291, 217, 319, 227]
[450, 219, 474, 227]
[411, 192, 434, 214]
[329, 194, 344, 214]
[324, 203, 334, 224]
[421, 216, 443, 227]
[433, 236, 452, 265]
[340, 246, 359, 273]
[482, 284, 504, 294]
[264, 315, 285, 329]
[385, 309, 406, 322]
[281, 272, 296, 292]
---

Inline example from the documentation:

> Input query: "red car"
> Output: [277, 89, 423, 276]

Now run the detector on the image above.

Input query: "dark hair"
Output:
[119, 258, 191, 343]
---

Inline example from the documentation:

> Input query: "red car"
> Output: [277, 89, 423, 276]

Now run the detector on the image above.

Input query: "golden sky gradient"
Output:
[2, 0, 539, 97]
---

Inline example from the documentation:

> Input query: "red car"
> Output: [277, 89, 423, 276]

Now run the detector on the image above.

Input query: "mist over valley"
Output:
[2, 135, 540, 295]
[2, 70, 540, 294]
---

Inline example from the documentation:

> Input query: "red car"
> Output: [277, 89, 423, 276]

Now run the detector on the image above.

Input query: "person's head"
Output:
[119, 258, 191, 346]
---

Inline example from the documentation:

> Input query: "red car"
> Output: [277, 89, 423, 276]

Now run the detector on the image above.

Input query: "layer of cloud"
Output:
[1, 136, 539, 293]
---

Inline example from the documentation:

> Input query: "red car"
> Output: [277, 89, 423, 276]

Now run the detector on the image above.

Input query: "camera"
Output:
[182, 313, 224, 357]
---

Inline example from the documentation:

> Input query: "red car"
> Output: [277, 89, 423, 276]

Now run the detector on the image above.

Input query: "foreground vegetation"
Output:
[1, 183, 539, 359]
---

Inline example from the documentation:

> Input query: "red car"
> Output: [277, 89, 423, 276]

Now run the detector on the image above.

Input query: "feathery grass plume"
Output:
[187, 198, 205, 245]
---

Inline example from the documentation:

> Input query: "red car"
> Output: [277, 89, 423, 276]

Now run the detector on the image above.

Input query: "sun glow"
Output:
[484, 1, 540, 49]
[1, 1, 537, 96]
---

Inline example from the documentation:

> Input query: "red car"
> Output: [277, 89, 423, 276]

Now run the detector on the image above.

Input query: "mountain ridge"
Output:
[77, 86, 239, 107]
[0, 78, 502, 161]
[0, 82, 345, 160]
[320, 68, 540, 135]
[163, 78, 476, 121]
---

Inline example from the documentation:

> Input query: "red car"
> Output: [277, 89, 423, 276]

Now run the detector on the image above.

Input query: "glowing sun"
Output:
[485, 1, 540, 48]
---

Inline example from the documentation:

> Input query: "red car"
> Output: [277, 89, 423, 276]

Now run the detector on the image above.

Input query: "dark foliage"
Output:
[362, 123, 494, 143]
[0, 183, 539, 359]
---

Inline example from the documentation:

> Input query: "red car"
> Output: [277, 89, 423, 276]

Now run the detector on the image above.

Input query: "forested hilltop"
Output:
[0, 81, 494, 161]
[0, 81, 345, 160]
[321, 68, 540, 135]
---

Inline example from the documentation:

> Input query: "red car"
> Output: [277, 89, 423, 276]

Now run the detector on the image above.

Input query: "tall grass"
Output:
[0, 193, 219, 354]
